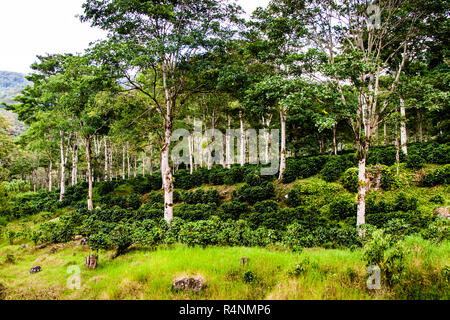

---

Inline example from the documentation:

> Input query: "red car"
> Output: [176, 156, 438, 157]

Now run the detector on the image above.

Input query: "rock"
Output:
[50, 247, 58, 254]
[85, 254, 98, 269]
[173, 275, 206, 293]
[34, 244, 47, 250]
[20, 244, 31, 249]
[80, 238, 88, 245]
[29, 266, 42, 274]
[434, 207, 450, 219]
[74, 235, 83, 241]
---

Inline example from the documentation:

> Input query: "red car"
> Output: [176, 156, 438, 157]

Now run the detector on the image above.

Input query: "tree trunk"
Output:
[48, 155, 53, 192]
[279, 106, 287, 180]
[417, 109, 423, 143]
[161, 118, 174, 223]
[133, 154, 137, 178]
[189, 134, 194, 174]
[127, 143, 130, 178]
[71, 140, 78, 186]
[226, 115, 232, 169]
[142, 153, 146, 177]
[332, 124, 338, 155]
[85, 137, 93, 211]
[356, 146, 368, 229]
[239, 109, 245, 166]
[59, 130, 66, 201]
[383, 121, 388, 146]
[122, 146, 126, 179]
[104, 137, 108, 181]
[400, 98, 408, 156]
[109, 139, 113, 181]
[150, 144, 154, 175]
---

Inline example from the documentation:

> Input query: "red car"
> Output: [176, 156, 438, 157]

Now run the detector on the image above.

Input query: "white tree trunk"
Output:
[226, 115, 232, 169]
[239, 109, 245, 167]
[279, 107, 287, 180]
[333, 124, 338, 155]
[150, 144, 154, 175]
[71, 143, 78, 186]
[85, 137, 93, 211]
[161, 124, 174, 223]
[122, 146, 126, 179]
[127, 143, 130, 178]
[104, 137, 108, 181]
[189, 134, 194, 174]
[48, 156, 53, 192]
[59, 131, 66, 201]
[400, 98, 408, 156]
[356, 155, 367, 228]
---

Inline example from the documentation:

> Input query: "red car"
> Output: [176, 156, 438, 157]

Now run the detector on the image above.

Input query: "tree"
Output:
[81, 0, 242, 222]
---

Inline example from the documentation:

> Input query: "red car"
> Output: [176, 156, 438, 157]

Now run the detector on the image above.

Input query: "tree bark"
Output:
[48, 155, 53, 192]
[59, 130, 66, 201]
[85, 137, 93, 211]
[122, 146, 126, 179]
[239, 109, 245, 167]
[417, 109, 423, 143]
[226, 115, 232, 169]
[400, 97, 408, 156]
[161, 116, 174, 223]
[104, 137, 108, 181]
[332, 124, 338, 155]
[279, 106, 287, 180]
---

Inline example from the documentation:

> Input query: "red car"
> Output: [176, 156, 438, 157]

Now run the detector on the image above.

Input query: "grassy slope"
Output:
[0, 164, 449, 300]
[1, 238, 448, 300]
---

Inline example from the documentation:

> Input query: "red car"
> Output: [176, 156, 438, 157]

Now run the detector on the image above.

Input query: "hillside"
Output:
[0, 71, 29, 135]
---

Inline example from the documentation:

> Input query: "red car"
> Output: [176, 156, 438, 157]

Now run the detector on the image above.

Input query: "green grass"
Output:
[1, 238, 448, 300]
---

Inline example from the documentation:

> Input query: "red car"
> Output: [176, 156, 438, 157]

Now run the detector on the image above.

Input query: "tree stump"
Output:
[85, 254, 98, 269]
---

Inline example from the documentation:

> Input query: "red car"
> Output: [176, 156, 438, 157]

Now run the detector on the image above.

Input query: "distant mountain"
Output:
[0, 71, 29, 136]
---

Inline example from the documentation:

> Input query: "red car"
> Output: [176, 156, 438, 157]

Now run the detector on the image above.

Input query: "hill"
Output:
[0, 71, 29, 135]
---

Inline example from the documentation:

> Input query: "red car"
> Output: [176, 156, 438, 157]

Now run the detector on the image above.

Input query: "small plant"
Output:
[429, 194, 445, 205]
[406, 154, 425, 169]
[5, 253, 15, 264]
[243, 270, 255, 284]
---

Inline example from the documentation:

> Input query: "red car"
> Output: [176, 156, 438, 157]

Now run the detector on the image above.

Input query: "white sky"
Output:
[0, 0, 270, 74]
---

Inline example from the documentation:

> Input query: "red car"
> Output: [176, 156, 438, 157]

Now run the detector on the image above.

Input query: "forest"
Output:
[0, 0, 449, 301]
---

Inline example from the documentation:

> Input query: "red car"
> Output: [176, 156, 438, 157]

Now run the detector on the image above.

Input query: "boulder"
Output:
[173, 275, 206, 293]
[434, 207, 450, 219]
[74, 235, 83, 241]
[29, 266, 42, 274]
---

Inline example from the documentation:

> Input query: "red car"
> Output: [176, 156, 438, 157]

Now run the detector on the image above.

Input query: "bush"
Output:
[224, 166, 246, 185]
[427, 143, 450, 164]
[321, 157, 354, 182]
[362, 228, 406, 287]
[329, 198, 356, 220]
[220, 201, 250, 221]
[422, 165, 450, 187]
[406, 154, 425, 170]
[234, 182, 274, 205]
[368, 146, 405, 166]
[127, 193, 142, 210]
[178, 219, 221, 247]
[285, 190, 298, 208]
[341, 168, 359, 193]
[174, 203, 216, 221]
[421, 218, 449, 243]
[183, 189, 220, 205]
[429, 194, 445, 205]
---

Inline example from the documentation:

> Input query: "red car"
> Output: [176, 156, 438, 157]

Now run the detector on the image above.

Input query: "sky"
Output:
[0, 0, 270, 74]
